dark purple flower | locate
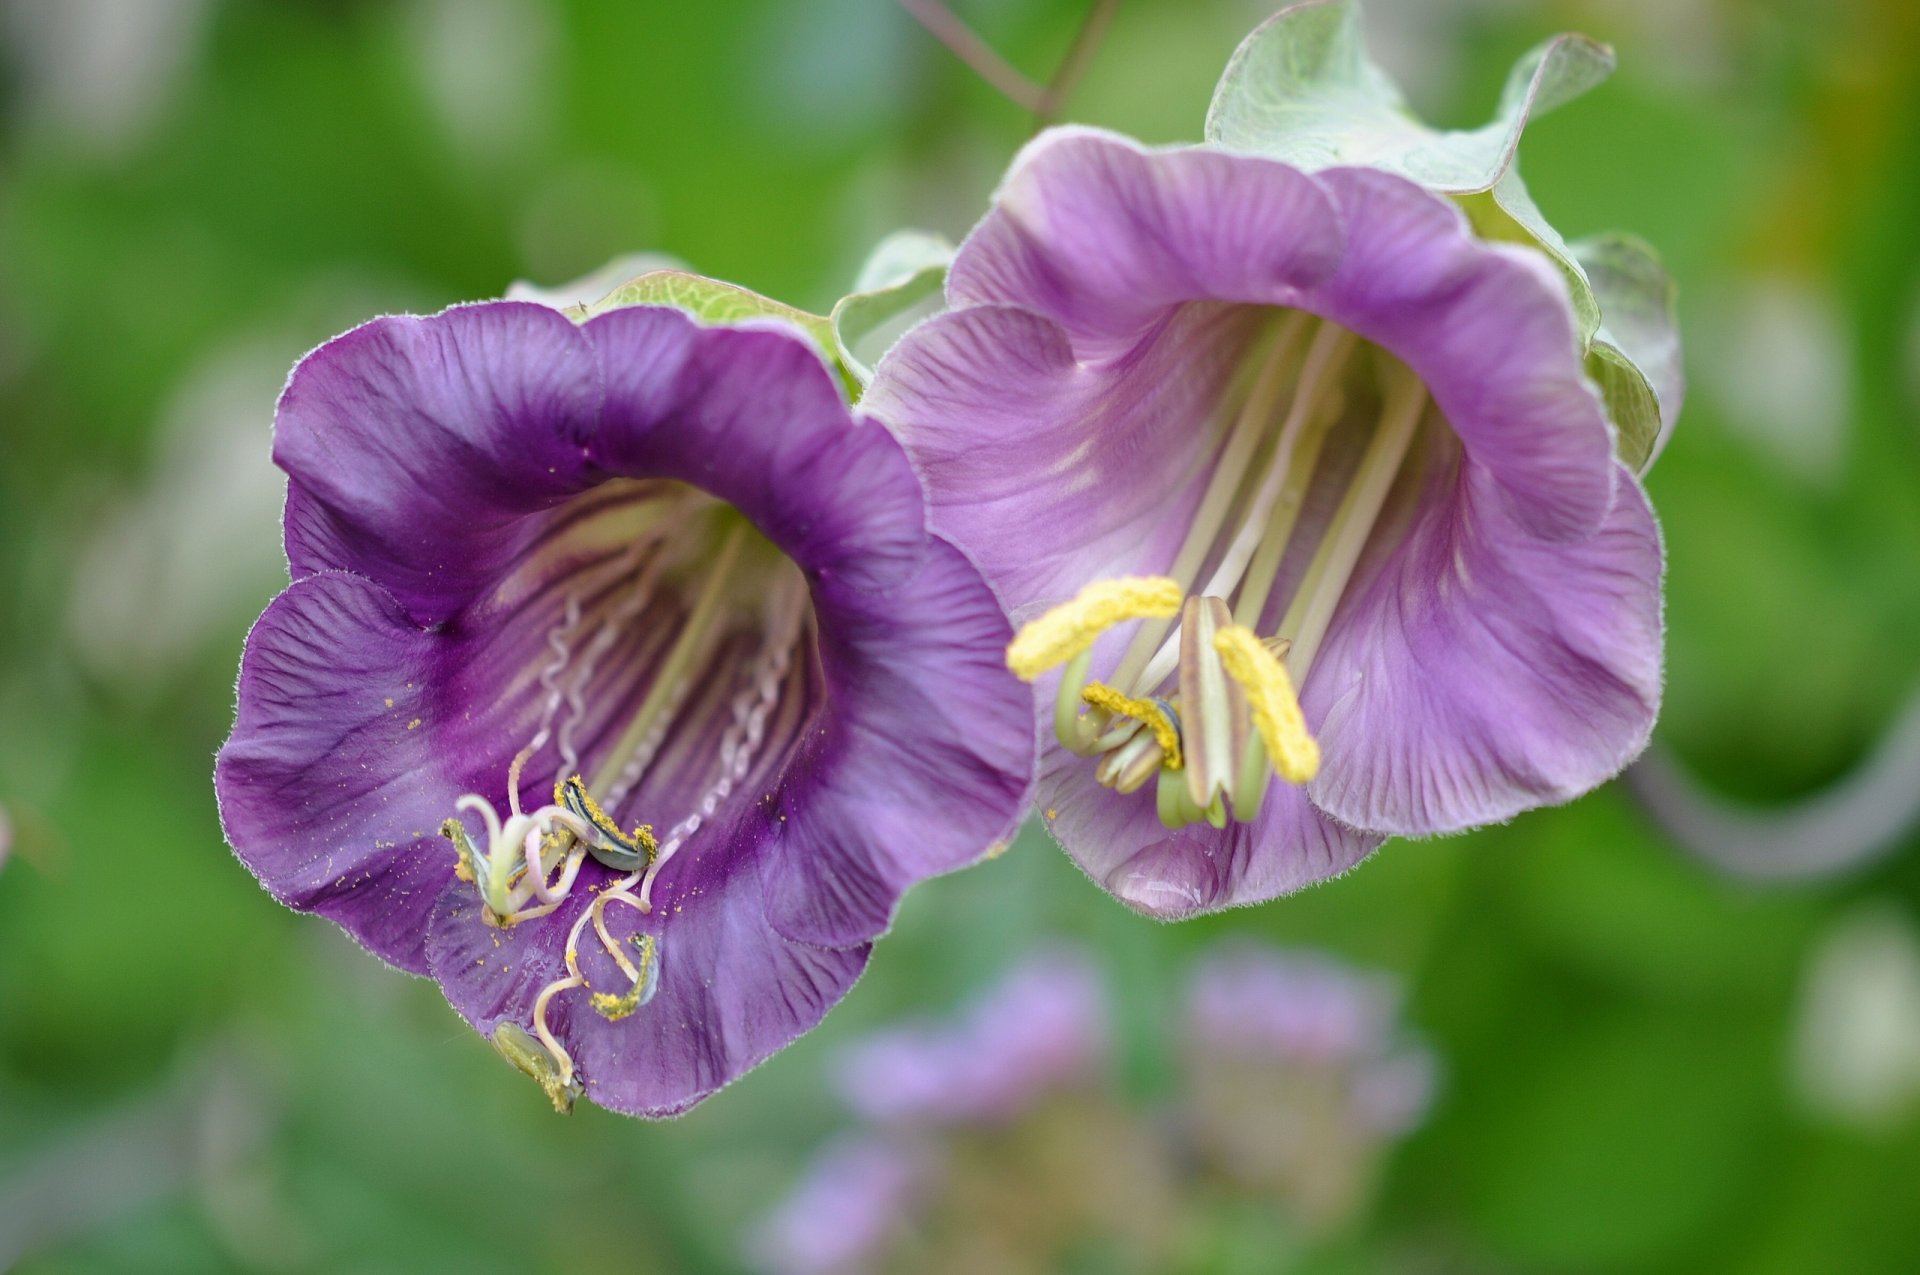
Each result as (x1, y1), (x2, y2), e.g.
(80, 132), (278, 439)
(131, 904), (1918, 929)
(866, 128), (1665, 919)
(831, 945), (1109, 1126)
(215, 299), (1034, 1117)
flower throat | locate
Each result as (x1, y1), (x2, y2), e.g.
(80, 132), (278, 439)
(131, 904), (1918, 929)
(439, 491), (810, 1109)
(1007, 312), (1429, 830)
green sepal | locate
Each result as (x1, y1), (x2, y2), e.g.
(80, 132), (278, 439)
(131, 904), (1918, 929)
(572, 269), (858, 398)
(830, 229), (955, 387)
(1573, 233), (1683, 472)
(506, 252), (685, 309)
(1205, 1), (1678, 472)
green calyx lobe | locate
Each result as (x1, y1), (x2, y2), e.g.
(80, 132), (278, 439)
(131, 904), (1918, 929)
(563, 230), (956, 406)
(569, 268), (860, 399)
(1205, 0), (1680, 473)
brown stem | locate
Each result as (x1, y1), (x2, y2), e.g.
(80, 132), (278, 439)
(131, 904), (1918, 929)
(898, 0), (1045, 113)
(1034, 0), (1120, 127)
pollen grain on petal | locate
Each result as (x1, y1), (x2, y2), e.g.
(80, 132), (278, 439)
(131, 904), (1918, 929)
(1213, 625), (1319, 784)
(1006, 577), (1182, 680)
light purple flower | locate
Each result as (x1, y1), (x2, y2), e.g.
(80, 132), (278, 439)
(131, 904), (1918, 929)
(833, 946), (1109, 1126)
(866, 128), (1666, 919)
(215, 299), (1034, 1117)
(746, 1133), (929, 1275)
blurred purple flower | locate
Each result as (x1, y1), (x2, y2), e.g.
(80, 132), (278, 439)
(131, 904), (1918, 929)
(214, 299), (1034, 1117)
(746, 1133), (928, 1275)
(1188, 944), (1398, 1064)
(1181, 941), (1437, 1228)
(867, 128), (1665, 919)
(1186, 942), (1437, 1137)
(834, 946), (1110, 1126)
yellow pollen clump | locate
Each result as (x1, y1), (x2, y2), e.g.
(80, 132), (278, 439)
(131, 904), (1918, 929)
(1005, 577), (1182, 680)
(1212, 625), (1320, 784)
(1080, 681), (1183, 771)
(557, 775), (658, 860)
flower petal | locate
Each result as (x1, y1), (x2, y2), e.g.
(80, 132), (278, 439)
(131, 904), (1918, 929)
(949, 127), (1343, 356)
(214, 571), (460, 973)
(761, 537), (1037, 947)
(1038, 744), (1381, 921)
(1203, 0), (1614, 338)
(865, 300), (1264, 611)
(277, 301), (603, 624)
(582, 306), (928, 594)
(1305, 459), (1663, 835)
(1311, 165), (1616, 542)
(426, 849), (869, 1119)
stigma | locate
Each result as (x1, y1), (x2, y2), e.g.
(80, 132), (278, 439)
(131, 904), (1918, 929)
(442, 754), (668, 1110)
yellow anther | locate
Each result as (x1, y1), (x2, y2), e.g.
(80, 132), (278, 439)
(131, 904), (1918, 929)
(1006, 577), (1183, 680)
(589, 932), (660, 1022)
(557, 775), (658, 862)
(490, 1021), (581, 1115)
(1080, 681), (1183, 771)
(1212, 625), (1320, 784)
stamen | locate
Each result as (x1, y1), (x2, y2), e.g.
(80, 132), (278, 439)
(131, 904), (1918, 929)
(529, 974), (584, 1102)
(1157, 762), (1211, 830)
(532, 513), (681, 779)
(1080, 681), (1183, 770)
(1195, 326), (1355, 605)
(1108, 313), (1311, 692)
(506, 742), (539, 817)
(589, 521), (750, 795)
(1230, 388), (1343, 629)
(1005, 576), (1182, 680)
(1232, 734), (1273, 821)
(1052, 651), (1099, 753)
(490, 1022), (582, 1114)
(601, 678), (688, 810)
(589, 933), (661, 1021)
(635, 570), (809, 912)
(522, 828), (586, 906)
(1213, 624), (1320, 784)
(441, 817), (482, 883)
(1096, 726), (1166, 794)
(1278, 357), (1427, 682)
(1133, 322), (1355, 697)
(556, 774), (658, 871)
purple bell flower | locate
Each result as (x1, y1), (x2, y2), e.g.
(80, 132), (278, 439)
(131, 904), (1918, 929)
(216, 298), (1034, 1116)
(866, 128), (1666, 918)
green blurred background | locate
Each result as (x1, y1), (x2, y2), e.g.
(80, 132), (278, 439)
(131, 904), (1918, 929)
(3, 0), (1919, 1271)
